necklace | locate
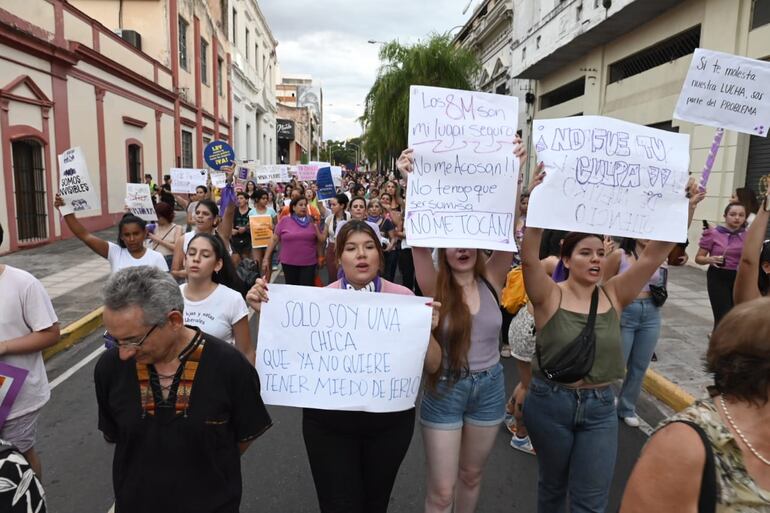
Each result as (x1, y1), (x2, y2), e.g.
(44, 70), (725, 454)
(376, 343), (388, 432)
(719, 396), (770, 466)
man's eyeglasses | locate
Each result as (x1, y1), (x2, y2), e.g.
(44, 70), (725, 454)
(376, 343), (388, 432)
(103, 324), (158, 349)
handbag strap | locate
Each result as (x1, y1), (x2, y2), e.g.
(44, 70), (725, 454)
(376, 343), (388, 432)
(585, 286), (599, 331)
(671, 420), (718, 513)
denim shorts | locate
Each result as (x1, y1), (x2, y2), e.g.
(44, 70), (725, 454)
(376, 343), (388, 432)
(419, 363), (506, 430)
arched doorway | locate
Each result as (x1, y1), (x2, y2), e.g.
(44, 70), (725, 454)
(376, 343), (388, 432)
(12, 139), (47, 241)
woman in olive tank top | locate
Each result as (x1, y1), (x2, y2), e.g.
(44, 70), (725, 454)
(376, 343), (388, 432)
(520, 172), (704, 513)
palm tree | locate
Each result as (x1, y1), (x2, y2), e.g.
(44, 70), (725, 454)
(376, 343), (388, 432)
(360, 34), (481, 171)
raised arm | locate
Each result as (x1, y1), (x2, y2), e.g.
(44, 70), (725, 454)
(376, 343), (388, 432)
(734, 192), (769, 305)
(521, 226), (558, 308)
(54, 194), (109, 258)
(606, 184), (705, 309)
(412, 247), (438, 297)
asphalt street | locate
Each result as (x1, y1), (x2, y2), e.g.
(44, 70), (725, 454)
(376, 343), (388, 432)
(38, 297), (657, 513)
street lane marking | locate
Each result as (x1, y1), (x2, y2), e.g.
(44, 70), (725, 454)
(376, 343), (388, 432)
(49, 345), (106, 390)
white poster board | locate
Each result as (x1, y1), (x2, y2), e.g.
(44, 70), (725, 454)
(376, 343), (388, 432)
(170, 168), (208, 193)
(527, 116), (691, 242)
(210, 171), (227, 189)
(256, 285), (433, 412)
(255, 165), (289, 184)
(405, 85), (520, 251)
(330, 166), (343, 187)
(674, 48), (770, 137)
(125, 184), (157, 221)
(58, 147), (99, 215)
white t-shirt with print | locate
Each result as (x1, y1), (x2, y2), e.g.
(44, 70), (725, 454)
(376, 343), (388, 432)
(0, 266), (58, 420)
(180, 284), (248, 345)
(107, 242), (168, 273)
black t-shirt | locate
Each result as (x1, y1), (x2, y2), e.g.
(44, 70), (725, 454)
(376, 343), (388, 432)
(94, 332), (272, 513)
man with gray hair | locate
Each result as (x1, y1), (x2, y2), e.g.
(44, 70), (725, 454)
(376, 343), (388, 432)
(94, 266), (271, 513)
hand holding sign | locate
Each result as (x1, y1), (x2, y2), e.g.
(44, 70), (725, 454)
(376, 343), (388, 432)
(58, 147), (99, 215)
(256, 284), (433, 412)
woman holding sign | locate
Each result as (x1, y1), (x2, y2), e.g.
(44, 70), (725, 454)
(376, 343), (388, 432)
(695, 202), (748, 328)
(54, 195), (168, 273)
(396, 139), (527, 513)
(519, 175), (704, 513)
(247, 220), (442, 513)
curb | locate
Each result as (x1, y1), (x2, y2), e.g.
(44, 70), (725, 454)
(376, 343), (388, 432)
(44, 307), (104, 361)
(642, 368), (696, 413)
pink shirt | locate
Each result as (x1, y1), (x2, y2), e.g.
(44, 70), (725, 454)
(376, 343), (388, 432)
(327, 279), (414, 295)
(275, 216), (318, 266)
(698, 226), (747, 271)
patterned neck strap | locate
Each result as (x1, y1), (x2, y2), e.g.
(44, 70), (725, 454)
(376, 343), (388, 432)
(137, 328), (205, 418)
(341, 275), (381, 293)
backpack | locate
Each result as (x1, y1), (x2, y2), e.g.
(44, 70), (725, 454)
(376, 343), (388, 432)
(501, 266), (528, 314)
(236, 258), (261, 295)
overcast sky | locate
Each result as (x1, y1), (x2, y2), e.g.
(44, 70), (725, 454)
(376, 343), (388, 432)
(261, 0), (475, 141)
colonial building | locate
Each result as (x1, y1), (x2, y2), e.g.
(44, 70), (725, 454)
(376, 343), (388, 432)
(454, 0), (530, 149)
(1, 0), (180, 252)
(511, 0), (770, 244)
(228, 0), (278, 165)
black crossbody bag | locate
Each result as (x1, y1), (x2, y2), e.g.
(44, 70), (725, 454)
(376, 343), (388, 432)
(536, 287), (598, 383)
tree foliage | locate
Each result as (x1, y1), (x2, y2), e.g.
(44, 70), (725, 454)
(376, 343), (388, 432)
(360, 34), (481, 167)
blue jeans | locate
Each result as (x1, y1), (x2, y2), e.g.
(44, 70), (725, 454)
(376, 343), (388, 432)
(523, 377), (618, 513)
(618, 298), (661, 418)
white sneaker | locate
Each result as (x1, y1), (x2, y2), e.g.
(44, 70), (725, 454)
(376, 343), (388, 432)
(623, 416), (640, 428)
(510, 434), (536, 455)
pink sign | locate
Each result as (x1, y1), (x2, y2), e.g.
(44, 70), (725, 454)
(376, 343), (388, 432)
(296, 165), (319, 181)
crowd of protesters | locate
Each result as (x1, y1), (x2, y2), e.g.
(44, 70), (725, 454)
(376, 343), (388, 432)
(2, 136), (769, 513)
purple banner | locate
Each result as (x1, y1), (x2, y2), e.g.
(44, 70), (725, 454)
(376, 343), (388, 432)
(0, 362), (28, 429)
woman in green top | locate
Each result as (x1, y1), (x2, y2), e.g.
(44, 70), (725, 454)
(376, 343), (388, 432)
(520, 171), (704, 513)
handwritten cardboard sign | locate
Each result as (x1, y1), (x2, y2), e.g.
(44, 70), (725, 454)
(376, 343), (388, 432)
(170, 168), (208, 194)
(405, 85), (520, 251)
(330, 166), (342, 187)
(58, 147), (99, 215)
(249, 214), (273, 248)
(527, 116), (691, 242)
(674, 48), (770, 137)
(125, 184), (157, 221)
(203, 140), (235, 170)
(210, 171), (228, 189)
(256, 285), (433, 412)
(296, 165), (319, 181)
(256, 165), (290, 184)
(0, 362), (28, 429)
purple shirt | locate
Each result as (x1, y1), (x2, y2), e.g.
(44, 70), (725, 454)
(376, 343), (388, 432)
(275, 216), (318, 266)
(698, 226), (747, 270)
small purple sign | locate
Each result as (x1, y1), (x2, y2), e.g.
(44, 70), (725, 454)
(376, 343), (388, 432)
(0, 362), (28, 429)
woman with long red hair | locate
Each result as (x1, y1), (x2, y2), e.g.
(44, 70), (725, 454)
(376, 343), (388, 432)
(397, 138), (527, 513)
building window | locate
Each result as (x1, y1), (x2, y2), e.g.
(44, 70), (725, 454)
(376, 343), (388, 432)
(245, 29), (250, 61)
(752, 0), (770, 29)
(234, 117), (240, 153)
(536, 35), (541, 49)
(540, 77), (586, 110)
(522, 47), (526, 61)
(201, 39), (209, 84)
(178, 16), (189, 71)
(608, 25), (700, 84)
(203, 135), (212, 147)
(255, 43), (259, 68)
(12, 139), (47, 241)
(219, 0), (227, 34)
(218, 56), (225, 97)
(182, 131), (193, 168)
(127, 143), (143, 183)
(246, 123), (252, 159)
(232, 8), (237, 44)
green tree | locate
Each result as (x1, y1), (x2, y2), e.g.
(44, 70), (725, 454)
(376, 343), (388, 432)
(360, 34), (480, 169)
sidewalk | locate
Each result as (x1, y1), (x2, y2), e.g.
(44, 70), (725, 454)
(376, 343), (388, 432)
(652, 264), (713, 400)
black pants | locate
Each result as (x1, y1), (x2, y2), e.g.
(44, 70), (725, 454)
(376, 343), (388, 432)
(500, 306), (514, 347)
(397, 249), (422, 295)
(302, 408), (415, 513)
(706, 265), (737, 328)
(282, 263), (316, 286)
